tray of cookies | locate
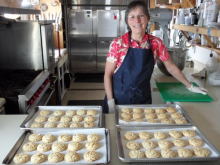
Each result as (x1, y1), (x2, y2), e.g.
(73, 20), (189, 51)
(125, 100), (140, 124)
(115, 104), (194, 127)
(20, 106), (103, 129)
(3, 128), (110, 164)
(115, 126), (220, 162)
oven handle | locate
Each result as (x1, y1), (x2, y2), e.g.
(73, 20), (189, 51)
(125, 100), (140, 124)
(36, 87), (55, 107)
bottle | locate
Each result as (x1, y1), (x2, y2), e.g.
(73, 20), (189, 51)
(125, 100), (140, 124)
(191, 7), (198, 25)
(185, 14), (191, 25)
(217, 11), (220, 23)
(197, 3), (204, 27)
(206, 53), (218, 74)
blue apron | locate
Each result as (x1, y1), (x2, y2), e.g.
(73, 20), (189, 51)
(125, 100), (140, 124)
(103, 33), (155, 113)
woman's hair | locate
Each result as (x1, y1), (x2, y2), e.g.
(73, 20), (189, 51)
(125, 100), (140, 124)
(125, 0), (150, 31)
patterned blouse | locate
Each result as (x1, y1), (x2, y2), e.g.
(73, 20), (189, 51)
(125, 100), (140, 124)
(106, 32), (170, 71)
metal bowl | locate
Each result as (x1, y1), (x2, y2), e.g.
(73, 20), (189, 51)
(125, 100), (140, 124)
(157, 47), (188, 76)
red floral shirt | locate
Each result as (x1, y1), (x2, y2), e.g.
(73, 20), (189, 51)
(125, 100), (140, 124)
(107, 32), (170, 70)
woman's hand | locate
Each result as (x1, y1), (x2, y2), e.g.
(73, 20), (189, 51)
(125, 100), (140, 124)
(187, 83), (208, 95)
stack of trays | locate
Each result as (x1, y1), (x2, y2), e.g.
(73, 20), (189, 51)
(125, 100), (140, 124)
(115, 104), (220, 162)
(3, 106), (110, 165)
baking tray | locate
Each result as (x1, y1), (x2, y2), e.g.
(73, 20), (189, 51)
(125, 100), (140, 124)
(3, 128), (110, 165)
(116, 126), (220, 162)
(20, 106), (103, 129)
(115, 104), (194, 127)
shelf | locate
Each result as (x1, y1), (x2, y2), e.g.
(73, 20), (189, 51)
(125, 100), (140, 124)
(195, 44), (220, 55)
(156, 3), (181, 9)
(0, 6), (40, 15)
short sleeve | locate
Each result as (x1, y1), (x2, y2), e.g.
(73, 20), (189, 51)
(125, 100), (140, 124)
(106, 38), (120, 64)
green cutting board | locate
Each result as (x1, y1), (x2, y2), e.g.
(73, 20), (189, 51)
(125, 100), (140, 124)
(156, 82), (214, 102)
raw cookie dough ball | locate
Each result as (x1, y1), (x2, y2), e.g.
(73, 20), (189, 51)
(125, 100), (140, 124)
(182, 130), (196, 137)
(40, 110), (51, 116)
(139, 131), (152, 140)
(133, 108), (143, 114)
(124, 132), (138, 141)
(175, 118), (187, 124)
(144, 109), (155, 114)
(177, 148), (193, 158)
(145, 113), (157, 119)
(122, 118), (132, 122)
(13, 153), (30, 164)
(72, 134), (86, 142)
(37, 143), (51, 152)
(68, 142), (82, 151)
(158, 140), (172, 149)
(154, 131), (167, 140)
(29, 133), (42, 142)
(84, 121), (95, 127)
(58, 134), (72, 142)
(133, 113), (143, 119)
(121, 107), (132, 114)
(161, 149), (176, 158)
(22, 142), (38, 152)
(145, 149), (161, 158)
(171, 113), (183, 119)
(161, 119), (175, 124)
(169, 130), (183, 138)
(72, 115), (83, 122)
(189, 138), (204, 147)
(129, 150), (145, 158)
(87, 109), (98, 115)
(35, 116), (47, 123)
(48, 115), (60, 122)
(194, 147), (210, 157)
(31, 153), (47, 164)
(84, 115), (96, 122)
(60, 115), (72, 123)
(83, 151), (99, 162)
(52, 142), (67, 152)
(77, 109), (87, 116)
(65, 151), (80, 162)
(30, 122), (43, 128)
(155, 108), (167, 114)
(87, 134), (101, 142)
(66, 110), (76, 116)
(121, 112), (132, 119)
(172, 139), (187, 147)
(42, 134), (55, 143)
(166, 107), (177, 113)
(70, 122), (83, 128)
(142, 140), (157, 149)
(126, 141), (140, 150)
(157, 114), (169, 120)
(44, 122), (57, 128)
(57, 122), (70, 128)
(53, 110), (65, 116)
(85, 141), (100, 150)
(48, 152), (64, 163)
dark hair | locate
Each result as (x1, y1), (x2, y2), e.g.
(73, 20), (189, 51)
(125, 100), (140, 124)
(125, 0), (150, 31)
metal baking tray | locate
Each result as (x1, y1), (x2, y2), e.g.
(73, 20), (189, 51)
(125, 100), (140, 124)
(20, 106), (103, 129)
(3, 128), (110, 165)
(115, 104), (194, 127)
(116, 126), (220, 162)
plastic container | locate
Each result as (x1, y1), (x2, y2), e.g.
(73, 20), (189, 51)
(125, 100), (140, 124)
(206, 53), (218, 74)
(203, 0), (219, 27)
(185, 15), (191, 25)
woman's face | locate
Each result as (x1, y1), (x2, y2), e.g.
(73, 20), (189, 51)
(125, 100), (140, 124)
(127, 7), (149, 35)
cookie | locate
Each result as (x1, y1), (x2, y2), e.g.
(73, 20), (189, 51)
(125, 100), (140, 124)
(85, 141), (100, 150)
(13, 153), (30, 164)
(126, 141), (140, 150)
(37, 143), (51, 152)
(58, 134), (72, 142)
(189, 138), (203, 147)
(66, 110), (76, 116)
(175, 118), (187, 124)
(72, 134), (86, 142)
(133, 113), (143, 119)
(83, 151), (99, 162)
(122, 118), (132, 122)
(65, 151), (80, 162)
(166, 107), (177, 113)
(142, 140), (157, 149)
(68, 142), (82, 151)
(70, 122), (83, 128)
(144, 109), (155, 114)
(171, 113), (183, 119)
(77, 109), (87, 116)
(53, 110), (65, 116)
(84, 121), (95, 127)
(194, 147), (210, 157)
(157, 114), (168, 120)
(84, 115), (96, 122)
(145, 149), (161, 158)
(30, 122), (43, 128)
(29, 133), (42, 142)
(161, 149), (176, 158)
(35, 116), (47, 123)
(40, 110), (51, 116)
(182, 130), (196, 137)
(42, 134), (55, 143)
(161, 119), (175, 124)
(22, 142), (38, 152)
(87, 109), (98, 115)
(60, 115), (72, 123)
(52, 142), (67, 152)
(133, 107), (143, 114)
(129, 150), (145, 158)
(121, 107), (132, 114)
(121, 112), (132, 119)
(87, 134), (101, 142)
(154, 131), (167, 140)
(44, 122), (57, 128)
(147, 119), (158, 123)
(48, 152), (64, 163)
(72, 115), (83, 122)
(48, 115), (60, 122)
(177, 148), (193, 157)
(57, 122), (70, 128)
(155, 108), (167, 114)
(124, 132), (138, 141)
(172, 139), (187, 147)
(158, 140), (172, 149)
(145, 113), (157, 119)
(139, 131), (152, 140)
(31, 153), (47, 164)
(169, 130), (183, 138)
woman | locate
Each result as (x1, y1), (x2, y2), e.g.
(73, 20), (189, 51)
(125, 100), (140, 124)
(104, 1), (207, 113)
